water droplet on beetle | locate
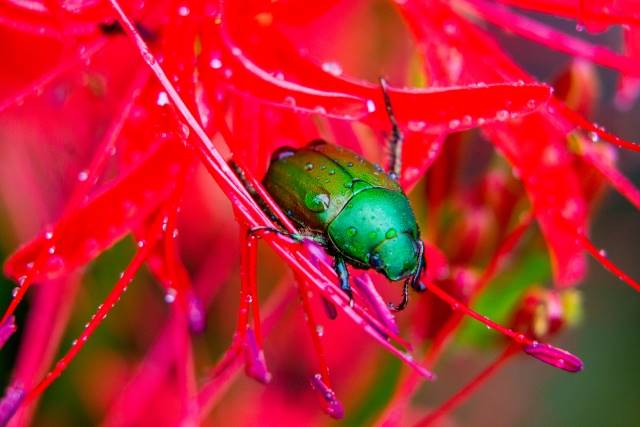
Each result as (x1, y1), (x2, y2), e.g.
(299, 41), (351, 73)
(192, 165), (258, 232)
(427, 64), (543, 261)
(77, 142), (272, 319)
(304, 192), (330, 212)
(347, 227), (358, 237)
(304, 162), (314, 171)
(346, 161), (354, 167)
(385, 228), (397, 239)
(328, 169), (336, 175)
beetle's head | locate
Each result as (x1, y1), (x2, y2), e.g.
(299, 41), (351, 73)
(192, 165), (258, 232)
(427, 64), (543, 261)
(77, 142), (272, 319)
(369, 233), (420, 281)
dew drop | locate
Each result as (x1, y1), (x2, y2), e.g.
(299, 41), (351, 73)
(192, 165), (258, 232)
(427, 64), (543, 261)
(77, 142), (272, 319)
(346, 226), (358, 237)
(177, 5), (190, 16)
(328, 169), (336, 175)
(527, 99), (537, 109)
(385, 228), (397, 239)
(164, 288), (178, 304)
(156, 91), (170, 106)
(304, 192), (330, 212)
(11, 287), (19, 298)
(245, 294), (253, 304)
(284, 96), (296, 107)
(448, 119), (461, 129)
(321, 61), (343, 76)
(366, 99), (376, 113)
(77, 170), (89, 182)
(598, 249), (607, 257)
(346, 161), (354, 167)
(408, 120), (426, 132)
(209, 58), (223, 69)
(304, 162), (314, 171)
(589, 131), (599, 142)
(315, 325), (324, 337)
(496, 110), (509, 121)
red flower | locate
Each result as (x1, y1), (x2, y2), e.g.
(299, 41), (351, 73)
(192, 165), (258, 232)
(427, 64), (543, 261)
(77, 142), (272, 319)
(0, 0), (638, 425)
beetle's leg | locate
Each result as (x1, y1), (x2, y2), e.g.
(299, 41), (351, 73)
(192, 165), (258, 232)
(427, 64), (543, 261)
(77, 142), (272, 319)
(411, 240), (427, 293)
(248, 227), (329, 248)
(380, 78), (403, 181)
(334, 256), (353, 301)
(389, 278), (410, 312)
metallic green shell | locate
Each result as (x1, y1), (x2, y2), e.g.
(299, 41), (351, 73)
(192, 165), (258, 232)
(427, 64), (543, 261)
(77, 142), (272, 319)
(263, 141), (419, 281)
(262, 141), (400, 230)
(327, 188), (419, 280)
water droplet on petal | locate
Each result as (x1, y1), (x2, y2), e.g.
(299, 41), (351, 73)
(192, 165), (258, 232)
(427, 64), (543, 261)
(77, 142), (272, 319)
(157, 91), (169, 106)
(321, 61), (343, 76)
(164, 288), (177, 304)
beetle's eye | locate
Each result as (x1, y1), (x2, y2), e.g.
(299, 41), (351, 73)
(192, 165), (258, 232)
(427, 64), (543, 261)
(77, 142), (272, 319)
(272, 146), (296, 161)
(370, 253), (384, 269)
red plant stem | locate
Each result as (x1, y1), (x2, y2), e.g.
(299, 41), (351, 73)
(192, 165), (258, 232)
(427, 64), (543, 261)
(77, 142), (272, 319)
(426, 211), (534, 364)
(67, 68), (150, 209)
(427, 282), (534, 346)
(295, 274), (332, 387)
(580, 145), (640, 211)
(246, 237), (263, 346)
(377, 213), (533, 425)
(414, 344), (520, 427)
(464, 0), (640, 76)
(553, 100), (640, 152)
(23, 208), (166, 404)
(580, 234), (640, 292)
(197, 283), (295, 417)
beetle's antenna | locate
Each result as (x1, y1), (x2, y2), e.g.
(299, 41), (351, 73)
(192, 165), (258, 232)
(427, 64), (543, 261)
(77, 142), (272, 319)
(389, 278), (410, 312)
(379, 78), (403, 181)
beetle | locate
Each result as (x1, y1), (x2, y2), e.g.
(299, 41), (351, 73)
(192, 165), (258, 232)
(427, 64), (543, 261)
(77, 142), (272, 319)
(238, 80), (426, 311)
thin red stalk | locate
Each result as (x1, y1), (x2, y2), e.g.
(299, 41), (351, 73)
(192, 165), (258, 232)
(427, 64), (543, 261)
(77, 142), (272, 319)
(414, 345), (520, 427)
(108, 0), (433, 379)
(377, 213), (533, 425)
(580, 234), (640, 292)
(66, 68), (150, 209)
(553, 100), (640, 152)
(104, 239), (238, 425)
(295, 274), (332, 386)
(581, 145), (640, 211)
(22, 209), (165, 404)
(173, 308), (199, 426)
(197, 283), (294, 418)
(463, 0), (640, 77)
(0, 39), (106, 113)
(426, 211), (534, 365)
(426, 283), (583, 373)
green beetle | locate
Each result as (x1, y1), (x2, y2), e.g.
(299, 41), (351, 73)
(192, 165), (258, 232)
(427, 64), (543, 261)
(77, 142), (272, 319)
(243, 81), (426, 310)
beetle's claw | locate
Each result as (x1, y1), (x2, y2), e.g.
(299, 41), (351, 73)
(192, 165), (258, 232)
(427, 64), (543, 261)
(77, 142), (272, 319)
(388, 278), (410, 312)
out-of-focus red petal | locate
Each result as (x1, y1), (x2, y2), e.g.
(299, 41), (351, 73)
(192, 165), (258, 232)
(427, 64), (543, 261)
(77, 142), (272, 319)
(495, 0), (640, 27)
(616, 27), (640, 111)
(484, 116), (588, 286)
(4, 140), (189, 281)
(465, 0), (640, 76)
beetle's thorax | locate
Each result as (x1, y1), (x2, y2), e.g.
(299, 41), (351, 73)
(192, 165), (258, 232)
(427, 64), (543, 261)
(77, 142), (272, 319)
(327, 187), (420, 281)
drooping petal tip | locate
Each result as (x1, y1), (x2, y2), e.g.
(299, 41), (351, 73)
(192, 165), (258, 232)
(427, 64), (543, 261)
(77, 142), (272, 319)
(0, 384), (25, 426)
(309, 373), (344, 419)
(243, 328), (272, 385)
(523, 343), (584, 373)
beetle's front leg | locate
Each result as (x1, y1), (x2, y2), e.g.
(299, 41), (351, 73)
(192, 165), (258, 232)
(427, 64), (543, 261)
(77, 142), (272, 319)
(380, 78), (404, 181)
(411, 240), (427, 293)
(248, 226), (328, 247)
(333, 256), (353, 302)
